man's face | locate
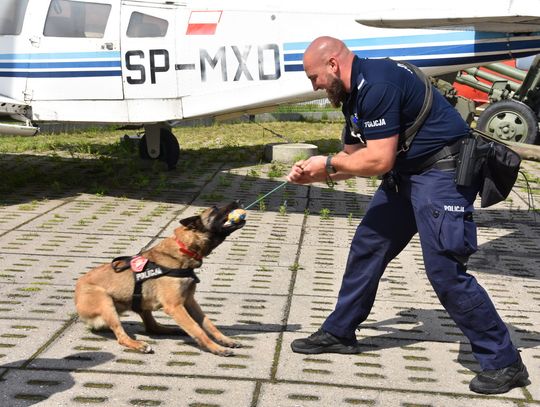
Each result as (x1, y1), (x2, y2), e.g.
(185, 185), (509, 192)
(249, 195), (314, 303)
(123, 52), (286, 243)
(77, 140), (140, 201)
(305, 60), (347, 108)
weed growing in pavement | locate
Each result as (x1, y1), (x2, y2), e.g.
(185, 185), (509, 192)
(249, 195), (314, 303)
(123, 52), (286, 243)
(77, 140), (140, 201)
(278, 203), (287, 215)
(320, 208), (331, 220)
(258, 195), (267, 212)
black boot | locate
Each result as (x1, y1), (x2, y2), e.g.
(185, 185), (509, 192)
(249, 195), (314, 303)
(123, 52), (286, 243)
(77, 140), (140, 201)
(469, 354), (529, 394)
(291, 329), (359, 354)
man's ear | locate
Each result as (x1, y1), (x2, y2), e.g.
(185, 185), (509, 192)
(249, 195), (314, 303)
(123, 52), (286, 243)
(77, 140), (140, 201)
(179, 215), (204, 230)
(328, 56), (339, 73)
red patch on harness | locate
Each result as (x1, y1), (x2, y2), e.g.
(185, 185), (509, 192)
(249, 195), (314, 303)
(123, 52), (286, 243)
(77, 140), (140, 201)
(130, 256), (148, 272)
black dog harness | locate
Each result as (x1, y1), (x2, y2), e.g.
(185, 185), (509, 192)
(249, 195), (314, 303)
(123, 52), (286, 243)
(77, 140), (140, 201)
(112, 255), (200, 313)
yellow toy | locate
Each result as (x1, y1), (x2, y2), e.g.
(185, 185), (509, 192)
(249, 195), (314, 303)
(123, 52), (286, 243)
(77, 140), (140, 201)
(226, 208), (247, 224)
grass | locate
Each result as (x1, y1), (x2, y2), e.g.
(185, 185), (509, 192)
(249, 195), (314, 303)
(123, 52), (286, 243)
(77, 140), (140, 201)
(0, 122), (343, 197)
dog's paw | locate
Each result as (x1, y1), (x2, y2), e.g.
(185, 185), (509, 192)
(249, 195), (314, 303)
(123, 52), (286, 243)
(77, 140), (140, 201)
(212, 346), (235, 357)
(137, 342), (154, 354)
(224, 340), (242, 348)
(217, 337), (242, 348)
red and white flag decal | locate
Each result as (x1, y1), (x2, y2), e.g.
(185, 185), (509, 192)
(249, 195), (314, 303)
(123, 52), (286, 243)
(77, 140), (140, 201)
(186, 10), (222, 35)
(130, 256), (148, 273)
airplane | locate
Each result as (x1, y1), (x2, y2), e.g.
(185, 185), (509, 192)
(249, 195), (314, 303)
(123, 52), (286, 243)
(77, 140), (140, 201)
(1, 0), (540, 169)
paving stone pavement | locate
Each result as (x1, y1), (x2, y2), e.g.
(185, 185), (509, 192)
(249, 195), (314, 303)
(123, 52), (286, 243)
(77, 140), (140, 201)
(0, 156), (539, 407)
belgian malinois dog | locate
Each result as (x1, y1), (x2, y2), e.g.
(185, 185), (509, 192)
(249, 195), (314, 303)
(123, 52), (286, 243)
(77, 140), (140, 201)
(75, 201), (246, 356)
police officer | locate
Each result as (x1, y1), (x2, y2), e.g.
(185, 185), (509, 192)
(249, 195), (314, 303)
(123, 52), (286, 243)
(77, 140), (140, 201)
(287, 36), (529, 395)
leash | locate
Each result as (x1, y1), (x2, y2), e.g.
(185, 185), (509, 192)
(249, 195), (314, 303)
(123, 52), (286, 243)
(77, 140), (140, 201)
(244, 181), (288, 210)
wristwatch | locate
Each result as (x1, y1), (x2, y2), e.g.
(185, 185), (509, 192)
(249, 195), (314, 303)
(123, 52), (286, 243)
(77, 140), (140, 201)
(325, 155), (337, 174)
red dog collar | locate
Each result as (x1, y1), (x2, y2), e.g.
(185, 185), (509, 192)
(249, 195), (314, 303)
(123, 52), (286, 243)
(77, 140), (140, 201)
(175, 239), (203, 261)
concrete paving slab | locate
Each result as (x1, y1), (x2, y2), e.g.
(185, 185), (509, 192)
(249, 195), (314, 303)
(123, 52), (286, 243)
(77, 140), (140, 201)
(205, 240), (299, 268)
(1, 283), (74, 321)
(197, 263), (293, 296)
(0, 369), (256, 407)
(0, 319), (72, 366)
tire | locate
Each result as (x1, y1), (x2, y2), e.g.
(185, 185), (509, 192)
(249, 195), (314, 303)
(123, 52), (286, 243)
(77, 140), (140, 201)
(476, 100), (539, 144)
(138, 134), (151, 160)
(138, 129), (180, 170)
(158, 128), (180, 170)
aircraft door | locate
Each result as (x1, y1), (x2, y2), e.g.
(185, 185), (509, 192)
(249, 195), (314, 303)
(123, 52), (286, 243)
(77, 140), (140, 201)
(25, 0), (122, 101)
(120, 3), (177, 100)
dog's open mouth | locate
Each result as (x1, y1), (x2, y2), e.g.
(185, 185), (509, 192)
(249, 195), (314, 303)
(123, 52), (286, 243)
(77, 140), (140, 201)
(210, 203), (246, 235)
(221, 213), (246, 232)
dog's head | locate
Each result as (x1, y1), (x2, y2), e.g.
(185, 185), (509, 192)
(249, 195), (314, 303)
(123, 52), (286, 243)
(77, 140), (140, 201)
(177, 201), (246, 255)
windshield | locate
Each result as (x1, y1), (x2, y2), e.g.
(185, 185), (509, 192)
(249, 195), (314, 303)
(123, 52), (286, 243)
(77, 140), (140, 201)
(0, 0), (29, 35)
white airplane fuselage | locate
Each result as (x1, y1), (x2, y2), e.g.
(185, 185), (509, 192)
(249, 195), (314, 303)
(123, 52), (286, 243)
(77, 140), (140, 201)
(1, 0), (540, 125)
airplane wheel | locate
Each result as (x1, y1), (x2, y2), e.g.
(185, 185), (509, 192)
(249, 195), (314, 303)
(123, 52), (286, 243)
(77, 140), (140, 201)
(138, 134), (151, 160)
(476, 100), (539, 144)
(138, 129), (180, 170)
(158, 128), (180, 170)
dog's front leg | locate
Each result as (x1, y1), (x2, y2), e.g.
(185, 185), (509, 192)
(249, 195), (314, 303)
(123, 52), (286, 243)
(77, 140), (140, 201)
(185, 299), (242, 349)
(164, 305), (234, 356)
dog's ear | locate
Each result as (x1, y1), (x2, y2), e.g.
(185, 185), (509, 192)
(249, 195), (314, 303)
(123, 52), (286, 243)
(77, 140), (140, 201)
(179, 215), (205, 231)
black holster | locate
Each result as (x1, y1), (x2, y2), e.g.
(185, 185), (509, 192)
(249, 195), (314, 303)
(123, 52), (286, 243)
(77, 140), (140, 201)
(454, 134), (490, 187)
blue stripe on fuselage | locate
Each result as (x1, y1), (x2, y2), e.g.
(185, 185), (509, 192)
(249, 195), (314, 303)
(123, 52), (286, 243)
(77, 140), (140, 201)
(0, 61), (121, 69)
(0, 70), (122, 78)
(0, 51), (122, 78)
(0, 51), (121, 60)
(284, 38), (540, 62)
(283, 31), (532, 51)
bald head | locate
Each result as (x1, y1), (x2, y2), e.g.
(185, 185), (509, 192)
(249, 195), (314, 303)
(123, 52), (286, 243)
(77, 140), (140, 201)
(303, 36), (355, 107)
(303, 36), (349, 68)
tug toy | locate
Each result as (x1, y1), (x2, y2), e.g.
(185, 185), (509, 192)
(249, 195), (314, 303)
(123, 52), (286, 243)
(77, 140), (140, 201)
(226, 208), (247, 225)
(225, 181), (288, 226)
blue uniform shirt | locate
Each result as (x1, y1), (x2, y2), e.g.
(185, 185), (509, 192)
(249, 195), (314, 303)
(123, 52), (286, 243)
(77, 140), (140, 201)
(342, 56), (469, 171)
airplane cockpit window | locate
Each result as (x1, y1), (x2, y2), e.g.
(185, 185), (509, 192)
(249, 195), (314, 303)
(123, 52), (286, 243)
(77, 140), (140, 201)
(127, 12), (168, 38)
(44, 0), (111, 38)
(0, 0), (29, 35)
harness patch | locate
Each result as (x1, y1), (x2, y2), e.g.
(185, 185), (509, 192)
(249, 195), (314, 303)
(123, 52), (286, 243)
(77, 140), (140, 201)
(130, 255), (148, 272)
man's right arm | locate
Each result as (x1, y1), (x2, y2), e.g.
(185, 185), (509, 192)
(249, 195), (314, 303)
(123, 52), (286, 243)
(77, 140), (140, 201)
(330, 135), (398, 178)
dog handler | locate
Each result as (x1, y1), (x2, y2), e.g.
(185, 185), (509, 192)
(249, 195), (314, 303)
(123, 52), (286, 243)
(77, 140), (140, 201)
(287, 36), (529, 395)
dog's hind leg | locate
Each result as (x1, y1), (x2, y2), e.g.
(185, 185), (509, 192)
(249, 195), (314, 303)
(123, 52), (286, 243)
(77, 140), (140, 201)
(101, 301), (154, 354)
(163, 305), (233, 356)
(139, 310), (184, 336)
(185, 299), (242, 349)
(78, 286), (153, 354)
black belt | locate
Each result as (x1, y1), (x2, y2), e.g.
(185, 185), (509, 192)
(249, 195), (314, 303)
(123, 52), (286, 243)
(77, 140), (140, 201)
(401, 138), (463, 175)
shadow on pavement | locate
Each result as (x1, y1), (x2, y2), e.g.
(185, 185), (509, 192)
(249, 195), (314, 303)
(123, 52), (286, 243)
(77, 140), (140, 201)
(0, 352), (115, 407)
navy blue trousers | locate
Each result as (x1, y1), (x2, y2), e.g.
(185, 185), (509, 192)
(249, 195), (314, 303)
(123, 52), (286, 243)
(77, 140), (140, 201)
(322, 169), (518, 370)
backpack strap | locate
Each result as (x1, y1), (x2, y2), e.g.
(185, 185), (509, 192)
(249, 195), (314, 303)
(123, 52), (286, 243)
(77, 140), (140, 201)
(398, 61), (433, 153)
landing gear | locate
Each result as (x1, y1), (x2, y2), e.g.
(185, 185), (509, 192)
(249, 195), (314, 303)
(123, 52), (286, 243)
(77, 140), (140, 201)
(476, 99), (539, 144)
(138, 124), (180, 170)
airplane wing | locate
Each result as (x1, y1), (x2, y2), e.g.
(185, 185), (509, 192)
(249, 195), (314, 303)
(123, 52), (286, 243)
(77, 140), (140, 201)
(356, 0), (540, 33)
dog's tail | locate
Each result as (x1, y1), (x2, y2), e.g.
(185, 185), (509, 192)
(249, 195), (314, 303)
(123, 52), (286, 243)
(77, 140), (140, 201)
(81, 316), (109, 331)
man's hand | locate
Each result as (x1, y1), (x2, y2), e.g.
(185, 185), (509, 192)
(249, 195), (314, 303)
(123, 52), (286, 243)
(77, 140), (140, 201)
(287, 155), (328, 184)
